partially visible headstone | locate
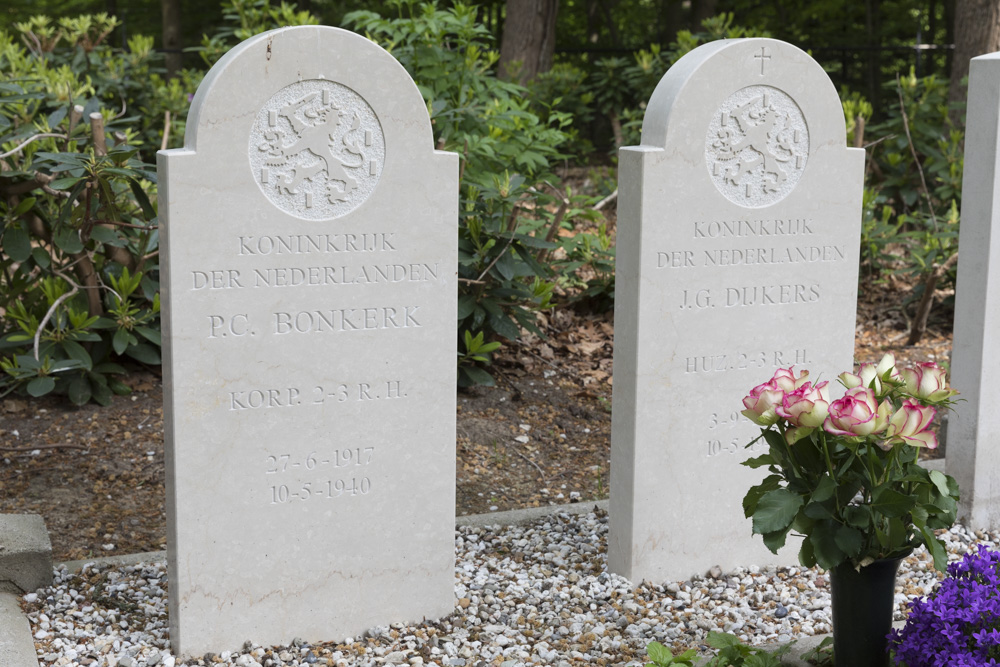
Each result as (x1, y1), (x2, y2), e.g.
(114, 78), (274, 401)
(609, 39), (863, 583)
(946, 52), (1000, 531)
(0, 514), (52, 594)
(158, 26), (458, 656)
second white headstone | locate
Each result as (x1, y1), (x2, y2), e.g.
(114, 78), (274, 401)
(610, 38), (863, 583)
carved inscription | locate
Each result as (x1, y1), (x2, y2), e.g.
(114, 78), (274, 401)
(266, 448), (375, 505)
(249, 80), (385, 220)
(228, 380), (406, 410)
(706, 86), (808, 208)
(679, 284), (820, 309)
(684, 348), (808, 374)
(191, 264), (440, 290)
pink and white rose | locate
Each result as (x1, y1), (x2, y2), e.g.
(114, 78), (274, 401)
(772, 367), (811, 393)
(823, 386), (891, 437)
(839, 353), (898, 398)
(884, 398), (939, 449)
(741, 379), (784, 426)
(899, 362), (958, 403)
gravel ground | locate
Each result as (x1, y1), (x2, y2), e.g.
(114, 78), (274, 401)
(24, 510), (993, 667)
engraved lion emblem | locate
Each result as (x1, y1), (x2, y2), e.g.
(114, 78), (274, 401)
(257, 92), (366, 203)
(705, 86), (808, 208)
(249, 80), (385, 220)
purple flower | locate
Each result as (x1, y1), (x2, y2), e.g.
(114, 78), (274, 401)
(889, 546), (1000, 665)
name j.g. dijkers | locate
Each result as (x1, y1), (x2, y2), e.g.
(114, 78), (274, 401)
(680, 284), (820, 310)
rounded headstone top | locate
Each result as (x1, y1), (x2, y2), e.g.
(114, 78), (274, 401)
(639, 39), (847, 209)
(181, 25), (432, 157)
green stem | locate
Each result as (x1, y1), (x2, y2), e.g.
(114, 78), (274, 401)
(778, 423), (805, 481)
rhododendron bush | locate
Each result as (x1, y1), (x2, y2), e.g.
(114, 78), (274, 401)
(740, 354), (960, 572)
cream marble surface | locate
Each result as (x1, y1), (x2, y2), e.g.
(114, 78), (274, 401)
(947, 52), (1000, 533)
(158, 26), (458, 657)
(610, 38), (864, 583)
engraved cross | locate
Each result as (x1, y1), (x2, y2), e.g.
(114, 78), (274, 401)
(755, 46), (771, 75)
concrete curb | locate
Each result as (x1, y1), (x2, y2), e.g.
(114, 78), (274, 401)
(0, 591), (39, 667)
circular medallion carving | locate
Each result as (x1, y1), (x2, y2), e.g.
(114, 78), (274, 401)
(249, 79), (385, 220)
(705, 85), (808, 208)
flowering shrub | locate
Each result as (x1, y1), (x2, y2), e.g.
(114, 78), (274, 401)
(741, 354), (960, 572)
(889, 546), (1000, 666)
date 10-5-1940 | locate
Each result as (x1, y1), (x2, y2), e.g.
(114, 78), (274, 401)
(269, 478), (371, 504)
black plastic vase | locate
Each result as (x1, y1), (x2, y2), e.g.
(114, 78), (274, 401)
(829, 556), (906, 667)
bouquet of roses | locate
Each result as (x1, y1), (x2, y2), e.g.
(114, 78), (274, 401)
(740, 354), (960, 572)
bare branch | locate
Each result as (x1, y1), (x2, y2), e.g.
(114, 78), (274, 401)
(161, 110), (171, 151)
(0, 443), (88, 454)
(896, 75), (938, 231)
(0, 133), (68, 159)
(89, 112), (107, 156)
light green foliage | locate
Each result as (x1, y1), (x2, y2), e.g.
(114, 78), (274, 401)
(198, 0), (319, 67)
(345, 0), (577, 386)
(862, 70), (961, 313)
(536, 14), (769, 151)
(645, 641), (698, 666)
(702, 631), (793, 666)
(841, 89), (873, 147)
(646, 633), (795, 667)
(0, 17), (162, 403)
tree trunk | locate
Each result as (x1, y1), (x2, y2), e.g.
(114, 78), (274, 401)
(949, 0), (1000, 119)
(498, 0), (559, 84)
(690, 0), (718, 29)
(161, 0), (182, 79)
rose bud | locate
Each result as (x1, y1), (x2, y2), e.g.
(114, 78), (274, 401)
(824, 386), (891, 437)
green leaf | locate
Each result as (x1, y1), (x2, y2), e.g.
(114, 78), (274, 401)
(811, 474), (837, 502)
(809, 522), (846, 569)
(125, 343), (161, 365)
(61, 340), (93, 369)
(53, 226), (84, 253)
(803, 501), (834, 520)
(929, 470), (951, 498)
(705, 632), (741, 650)
(919, 527), (949, 572)
(646, 641), (674, 665)
(742, 475), (781, 518)
(68, 375), (91, 405)
(752, 489), (803, 535)
(49, 176), (84, 190)
(108, 377), (132, 396)
(457, 294), (477, 320)
(843, 504), (870, 529)
(135, 326), (161, 346)
(798, 535), (817, 568)
(90, 225), (126, 246)
(4, 224), (31, 262)
(31, 246), (51, 268)
(26, 376), (56, 397)
(742, 453), (775, 469)
(112, 327), (131, 355)
(488, 311), (521, 340)
(762, 527), (788, 554)
(871, 487), (916, 518)
(459, 365), (494, 387)
(835, 524), (864, 557)
(128, 179), (156, 219)
(92, 380), (113, 406)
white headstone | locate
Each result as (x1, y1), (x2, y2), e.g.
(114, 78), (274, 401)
(158, 26), (458, 656)
(609, 38), (863, 583)
(946, 52), (1000, 531)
